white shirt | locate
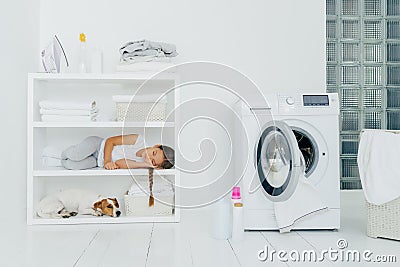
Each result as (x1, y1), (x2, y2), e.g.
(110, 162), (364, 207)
(97, 135), (145, 167)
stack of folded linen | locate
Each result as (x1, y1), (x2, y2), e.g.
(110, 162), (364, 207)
(39, 100), (98, 122)
(42, 146), (63, 167)
(117, 39), (177, 72)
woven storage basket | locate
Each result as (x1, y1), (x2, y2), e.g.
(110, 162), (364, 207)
(366, 197), (400, 240)
(124, 194), (174, 216)
(115, 102), (167, 122)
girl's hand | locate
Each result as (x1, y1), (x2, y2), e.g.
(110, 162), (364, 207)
(104, 161), (119, 170)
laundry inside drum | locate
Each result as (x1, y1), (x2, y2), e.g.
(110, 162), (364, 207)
(292, 129), (318, 177)
(261, 130), (291, 188)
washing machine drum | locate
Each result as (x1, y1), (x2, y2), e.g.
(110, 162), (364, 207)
(256, 120), (303, 202)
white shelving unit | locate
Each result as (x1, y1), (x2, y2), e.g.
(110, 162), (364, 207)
(27, 73), (180, 225)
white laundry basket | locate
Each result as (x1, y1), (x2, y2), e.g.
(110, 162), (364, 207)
(366, 197), (400, 240)
(359, 129), (400, 241)
(113, 95), (167, 122)
(124, 176), (174, 217)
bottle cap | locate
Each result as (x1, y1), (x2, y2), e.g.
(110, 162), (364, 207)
(232, 186), (241, 199)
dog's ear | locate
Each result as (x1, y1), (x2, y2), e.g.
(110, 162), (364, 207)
(93, 200), (102, 211)
(108, 198), (119, 208)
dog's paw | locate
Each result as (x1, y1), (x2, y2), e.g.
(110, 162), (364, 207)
(62, 214), (71, 218)
(93, 210), (103, 217)
(69, 212), (78, 217)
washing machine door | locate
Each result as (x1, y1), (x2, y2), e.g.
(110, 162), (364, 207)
(256, 120), (302, 202)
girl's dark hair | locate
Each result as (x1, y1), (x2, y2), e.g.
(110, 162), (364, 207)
(159, 145), (175, 169)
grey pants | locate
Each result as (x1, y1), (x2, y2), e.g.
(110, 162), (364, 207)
(61, 136), (103, 170)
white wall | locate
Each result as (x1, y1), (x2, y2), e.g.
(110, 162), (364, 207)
(0, 0), (39, 223)
(39, 0), (325, 93)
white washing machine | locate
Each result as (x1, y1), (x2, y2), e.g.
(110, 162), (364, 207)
(234, 93), (340, 230)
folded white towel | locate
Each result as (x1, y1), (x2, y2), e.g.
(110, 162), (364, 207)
(42, 157), (62, 167)
(121, 55), (172, 64)
(115, 62), (175, 73)
(39, 100), (96, 111)
(42, 146), (63, 159)
(358, 129), (400, 205)
(41, 114), (97, 122)
(128, 187), (174, 197)
(112, 94), (167, 103)
(40, 108), (98, 116)
(274, 175), (328, 233)
(128, 180), (174, 197)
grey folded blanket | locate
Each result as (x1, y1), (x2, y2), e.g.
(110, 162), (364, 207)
(120, 49), (164, 61)
(120, 39), (178, 57)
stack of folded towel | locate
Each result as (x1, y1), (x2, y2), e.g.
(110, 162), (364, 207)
(39, 100), (98, 122)
(117, 39), (177, 72)
(42, 146), (63, 167)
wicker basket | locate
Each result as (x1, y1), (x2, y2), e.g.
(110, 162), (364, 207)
(366, 197), (400, 240)
(115, 101), (167, 122)
(124, 194), (174, 217)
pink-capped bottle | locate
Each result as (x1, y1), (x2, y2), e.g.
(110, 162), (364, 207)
(231, 186), (244, 241)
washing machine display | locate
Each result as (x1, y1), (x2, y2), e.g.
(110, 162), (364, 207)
(256, 121), (302, 202)
(303, 95), (330, 106)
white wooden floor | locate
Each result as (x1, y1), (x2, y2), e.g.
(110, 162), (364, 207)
(1, 191), (400, 267)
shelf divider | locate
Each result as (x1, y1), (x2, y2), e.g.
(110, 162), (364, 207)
(33, 168), (176, 177)
(33, 121), (174, 128)
(31, 215), (176, 225)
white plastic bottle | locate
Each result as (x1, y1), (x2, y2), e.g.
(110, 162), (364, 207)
(231, 186), (244, 241)
(211, 196), (232, 240)
(91, 46), (103, 74)
(78, 33), (88, 73)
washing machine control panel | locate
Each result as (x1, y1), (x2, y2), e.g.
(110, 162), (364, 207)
(276, 93), (339, 115)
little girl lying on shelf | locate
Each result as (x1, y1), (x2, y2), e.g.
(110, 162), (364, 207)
(61, 134), (174, 171)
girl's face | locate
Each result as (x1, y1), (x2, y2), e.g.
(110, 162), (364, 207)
(142, 146), (164, 167)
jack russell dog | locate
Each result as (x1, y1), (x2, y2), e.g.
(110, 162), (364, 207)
(37, 189), (121, 218)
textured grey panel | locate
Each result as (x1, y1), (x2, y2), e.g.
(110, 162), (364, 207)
(341, 0), (360, 15)
(341, 111), (360, 131)
(364, 0), (382, 16)
(341, 157), (360, 178)
(341, 42), (360, 61)
(364, 20), (383, 39)
(363, 88), (382, 108)
(364, 111), (382, 129)
(327, 0), (337, 15)
(341, 87), (360, 108)
(387, 88), (400, 107)
(342, 19), (360, 39)
(387, 110), (400, 129)
(387, 20), (400, 39)
(387, 0), (400, 16)
(364, 43), (383, 62)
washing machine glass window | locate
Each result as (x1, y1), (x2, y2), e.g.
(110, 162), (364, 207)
(292, 128), (319, 178)
(256, 121), (302, 202)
